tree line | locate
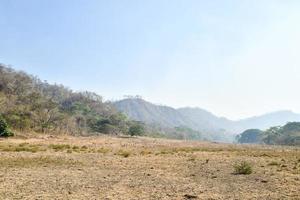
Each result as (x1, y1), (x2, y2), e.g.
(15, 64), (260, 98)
(236, 122), (300, 146)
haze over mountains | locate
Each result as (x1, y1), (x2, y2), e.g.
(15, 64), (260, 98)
(114, 98), (300, 135)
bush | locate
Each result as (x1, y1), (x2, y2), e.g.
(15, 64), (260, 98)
(233, 161), (253, 175)
(116, 149), (131, 158)
(129, 122), (145, 136)
(0, 115), (13, 137)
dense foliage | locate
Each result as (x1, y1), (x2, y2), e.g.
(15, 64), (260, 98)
(0, 64), (133, 136)
(0, 115), (13, 137)
(236, 129), (263, 144)
(236, 122), (300, 146)
(128, 121), (145, 136)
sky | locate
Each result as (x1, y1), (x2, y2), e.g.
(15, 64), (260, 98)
(1, 0), (300, 120)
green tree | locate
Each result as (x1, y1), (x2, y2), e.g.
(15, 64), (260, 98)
(0, 115), (13, 137)
(236, 129), (263, 144)
(262, 126), (282, 145)
(129, 122), (145, 136)
(276, 122), (300, 145)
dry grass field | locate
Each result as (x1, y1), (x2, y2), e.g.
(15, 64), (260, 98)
(0, 135), (299, 200)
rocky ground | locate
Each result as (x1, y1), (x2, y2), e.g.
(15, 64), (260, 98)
(0, 135), (299, 200)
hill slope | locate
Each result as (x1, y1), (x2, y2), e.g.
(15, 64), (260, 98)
(114, 98), (300, 137)
(0, 64), (131, 135)
(114, 98), (191, 128)
(114, 98), (234, 142)
(177, 107), (234, 133)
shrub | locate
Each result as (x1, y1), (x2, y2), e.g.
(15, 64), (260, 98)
(97, 148), (110, 154)
(129, 122), (145, 136)
(234, 161), (253, 175)
(116, 149), (131, 158)
(140, 149), (152, 156)
(81, 145), (88, 150)
(0, 115), (13, 137)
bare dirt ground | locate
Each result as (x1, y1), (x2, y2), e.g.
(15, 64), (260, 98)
(0, 135), (299, 200)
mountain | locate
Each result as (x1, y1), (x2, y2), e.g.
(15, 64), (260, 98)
(114, 98), (234, 137)
(114, 98), (235, 134)
(114, 98), (300, 137)
(177, 107), (234, 133)
(113, 98), (192, 128)
(114, 98), (233, 141)
(236, 110), (300, 131)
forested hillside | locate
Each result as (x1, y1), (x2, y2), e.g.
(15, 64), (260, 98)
(0, 64), (133, 136)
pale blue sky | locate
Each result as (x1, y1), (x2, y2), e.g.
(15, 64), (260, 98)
(1, 0), (300, 119)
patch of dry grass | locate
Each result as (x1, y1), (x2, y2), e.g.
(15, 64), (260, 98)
(97, 147), (110, 154)
(115, 149), (131, 158)
(0, 143), (46, 153)
(48, 144), (71, 151)
(0, 155), (81, 168)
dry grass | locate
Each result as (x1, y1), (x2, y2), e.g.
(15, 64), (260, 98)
(0, 135), (299, 199)
(0, 155), (81, 168)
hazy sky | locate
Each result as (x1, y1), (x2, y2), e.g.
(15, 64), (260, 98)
(1, 0), (300, 120)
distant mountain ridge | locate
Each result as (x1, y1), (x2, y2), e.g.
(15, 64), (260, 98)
(177, 107), (234, 133)
(237, 110), (300, 131)
(114, 98), (300, 135)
